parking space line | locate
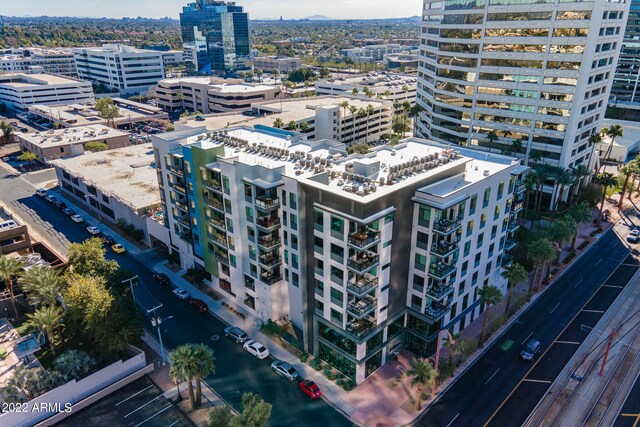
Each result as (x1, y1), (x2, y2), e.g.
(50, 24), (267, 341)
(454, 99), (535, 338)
(522, 331), (534, 345)
(523, 379), (552, 384)
(574, 278), (583, 288)
(555, 340), (581, 345)
(167, 420), (181, 427)
(115, 385), (154, 407)
(446, 413), (460, 427)
(582, 309), (605, 313)
(550, 303), (561, 314)
(134, 404), (173, 427)
(596, 259), (603, 265)
(125, 395), (163, 418)
(485, 368), (501, 385)
(603, 285), (624, 289)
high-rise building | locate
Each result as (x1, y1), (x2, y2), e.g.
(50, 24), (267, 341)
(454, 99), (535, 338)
(0, 48), (77, 77)
(611, 0), (640, 108)
(417, 1), (629, 171)
(152, 126), (525, 383)
(180, 0), (250, 75)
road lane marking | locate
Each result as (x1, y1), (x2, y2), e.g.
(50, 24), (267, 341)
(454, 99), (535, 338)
(125, 395), (163, 418)
(555, 340), (581, 345)
(446, 413), (460, 427)
(134, 404), (172, 427)
(596, 258), (603, 265)
(582, 309), (605, 313)
(603, 285), (624, 289)
(522, 331), (534, 345)
(574, 278), (584, 288)
(485, 368), (501, 385)
(550, 303), (561, 314)
(115, 385), (154, 406)
(522, 379), (552, 384)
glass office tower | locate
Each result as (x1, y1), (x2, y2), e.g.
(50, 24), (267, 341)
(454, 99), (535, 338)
(180, 0), (250, 75)
(612, 0), (640, 107)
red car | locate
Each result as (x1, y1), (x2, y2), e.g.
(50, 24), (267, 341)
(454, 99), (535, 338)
(299, 380), (322, 399)
(189, 298), (208, 313)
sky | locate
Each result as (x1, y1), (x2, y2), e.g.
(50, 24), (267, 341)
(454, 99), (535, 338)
(2, 0), (422, 20)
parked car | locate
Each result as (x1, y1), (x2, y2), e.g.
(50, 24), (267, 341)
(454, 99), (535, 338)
(54, 200), (67, 210)
(86, 226), (100, 235)
(172, 288), (190, 300)
(35, 188), (47, 197)
(18, 127), (29, 133)
(520, 339), (541, 361)
(9, 121), (18, 127)
(299, 380), (322, 399)
(111, 243), (126, 254)
(195, 115), (205, 121)
(45, 195), (56, 203)
(63, 208), (75, 216)
(628, 229), (639, 243)
(223, 326), (248, 343)
(153, 273), (170, 286)
(97, 233), (115, 245)
(70, 215), (84, 223)
(189, 298), (208, 313)
(271, 360), (299, 381)
(243, 340), (270, 359)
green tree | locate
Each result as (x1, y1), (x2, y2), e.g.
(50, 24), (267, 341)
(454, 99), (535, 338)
(527, 238), (556, 299)
(94, 98), (120, 127)
(567, 202), (592, 250)
(298, 121), (309, 133)
(67, 238), (119, 278)
(406, 357), (435, 410)
(548, 216), (577, 250)
(255, 68), (263, 83)
(53, 349), (95, 381)
(83, 141), (108, 152)
(478, 285), (503, 346)
(20, 266), (64, 308)
(618, 160), (640, 210)
(207, 405), (233, 427)
(0, 255), (25, 317)
(27, 305), (64, 356)
(286, 120), (298, 131)
(272, 118), (284, 129)
(319, 66), (330, 78)
(601, 124), (623, 167)
(347, 143), (371, 155)
(230, 392), (272, 427)
(3, 366), (63, 403)
(597, 172), (618, 224)
(169, 344), (200, 409)
(193, 343), (216, 406)
(351, 87), (359, 96)
(500, 263), (528, 321)
(553, 169), (574, 211)
(0, 121), (14, 144)
(17, 151), (38, 163)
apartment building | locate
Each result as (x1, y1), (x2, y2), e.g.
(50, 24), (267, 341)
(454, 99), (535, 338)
(152, 126), (524, 383)
(0, 73), (94, 111)
(179, 95), (393, 145)
(611, 0), (640, 109)
(417, 0), (630, 171)
(251, 56), (302, 74)
(315, 73), (417, 111)
(155, 77), (280, 113)
(73, 45), (165, 96)
(341, 44), (412, 63)
(0, 48), (77, 77)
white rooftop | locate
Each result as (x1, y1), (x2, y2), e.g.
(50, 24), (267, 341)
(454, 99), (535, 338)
(160, 76), (277, 93)
(19, 125), (127, 149)
(0, 73), (86, 87)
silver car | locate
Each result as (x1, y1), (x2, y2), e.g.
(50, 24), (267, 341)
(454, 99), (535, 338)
(224, 326), (248, 343)
(271, 360), (299, 381)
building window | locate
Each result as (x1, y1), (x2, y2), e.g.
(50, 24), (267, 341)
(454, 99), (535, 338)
(314, 209), (324, 231)
(483, 188), (491, 208)
(331, 216), (344, 237)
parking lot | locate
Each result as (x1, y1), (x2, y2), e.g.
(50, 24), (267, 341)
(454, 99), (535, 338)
(58, 376), (191, 427)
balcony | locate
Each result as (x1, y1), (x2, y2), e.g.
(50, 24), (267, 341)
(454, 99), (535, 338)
(431, 240), (458, 258)
(346, 317), (375, 339)
(259, 252), (282, 269)
(261, 271), (282, 285)
(215, 251), (229, 265)
(347, 297), (377, 319)
(174, 216), (190, 228)
(505, 239), (517, 251)
(212, 234), (227, 248)
(256, 216), (281, 231)
(168, 182), (187, 195)
(428, 262), (456, 279)
(207, 198), (225, 213)
(514, 183), (526, 194)
(258, 235), (281, 250)
(347, 274), (379, 297)
(502, 254), (514, 268)
(511, 202), (524, 213)
(203, 179), (222, 193)
(433, 218), (462, 235)
(219, 278), (232, 294)
(424, 301), (450, 322)
(255, 196), (280, 210)
(348, 229), (381, 249)
(426, 282), (454, 300)
(168, 167), (184, 177)
(174, 199), (189, 212)
(507, 221), (520, 233)
(210, 216), (226, 230)
(347, 252), (380, 274)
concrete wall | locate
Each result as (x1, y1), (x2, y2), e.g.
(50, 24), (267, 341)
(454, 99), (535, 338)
(0, 348), (149, 427)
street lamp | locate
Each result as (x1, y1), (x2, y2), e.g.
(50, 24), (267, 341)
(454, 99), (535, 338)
(430, 329), (455, 397)
(149, 310), (173, 366)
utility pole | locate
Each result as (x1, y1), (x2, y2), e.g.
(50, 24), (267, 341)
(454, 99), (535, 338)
(147, 304), (172, 365)
(599, 328), (616, 377)
(122, 275), (139, 304)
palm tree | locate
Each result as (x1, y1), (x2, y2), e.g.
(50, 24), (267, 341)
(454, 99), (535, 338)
(512, 138), (523, 155)
(169, 364), (184, 402)
(478, 285), (503, 347)
(0, 121), (14, 144)
(286, 120), (298, 131)
(255, 69), (263, 83)
(339, 100), (350, 139)
(567, 202), (592, 250)
(500, 263), (528, 321)
(273, 118), (284, 129)
(548, 216), (577, 264)
(192, 343), (216, 406)
(20, 267), (64, 308)
(351, 87), (359, 96)
(442, 333), (461, 366)
(27, 305), (64, 357)
(170, 344), (199, 409)
(602, 124), (624, 166)
(298, 121), (309, 133)
(407, 358), (435, 410)
(527, 238), (555, 300)
(0, 255), (25, 317)
(53, 349), (95, 381)
(365, 104), (375, 144)
(487, 131), (498, 150)
(553, 169), (574, 212)
(523, 171), (537, 226)
(597, 172), (618, 224)
(618, 159), (640, 210)
(409, 104), (425, 135)
(570, 164), (592, 205)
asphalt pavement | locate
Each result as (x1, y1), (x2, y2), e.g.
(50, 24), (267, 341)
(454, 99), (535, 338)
(415, 225), (633, 427)
(0, 168), (352, 427)
(614, 370), (640, 427)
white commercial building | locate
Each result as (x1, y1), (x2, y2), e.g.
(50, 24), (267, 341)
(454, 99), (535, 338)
(251, 56), (302, 74)
(417, 0), (630, 172)
(152, 125), (525, 383)
(155, 76), (280, 114)
(73, 44), (166, 96)
(340, 44), (410, 63)
(0, 48), (78, 77)
(0, 73), (94, 111)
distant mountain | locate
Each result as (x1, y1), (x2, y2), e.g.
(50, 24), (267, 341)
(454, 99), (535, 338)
(303, 15), (333, 21)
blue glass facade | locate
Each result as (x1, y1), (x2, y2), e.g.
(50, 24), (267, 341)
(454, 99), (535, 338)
(180, 0), (250, 75)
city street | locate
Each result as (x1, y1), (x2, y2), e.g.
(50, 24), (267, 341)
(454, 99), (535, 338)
(0, 166), (352, 427)
(614, 371), (640, 427)
(415, 223), (635, 427)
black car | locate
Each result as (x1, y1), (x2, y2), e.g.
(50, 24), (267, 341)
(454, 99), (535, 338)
(520, 339), (541, 361)
(53, 200), (67, 210)
(97, 233), (115, 245)
(62, 208), (75, 216)
(153, 273), (170, 286)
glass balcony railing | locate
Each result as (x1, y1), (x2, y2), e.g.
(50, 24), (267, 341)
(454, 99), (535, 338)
(424, 302), (450, 321)
(348, 229), (381, 249)
(257, 216), (281, 230)
(256, 197), (280, 209)
(511, 202), (524, 213)
(347, 253), (380, 273)
(514, 183), (526, 194)
(259, 253), (282, 268)
(210, 217), (226, 230)
(433, 218), (462, 235)
(431, 240), (458, 257)
(502, 254), (514, 268)
(346, 317), (375, 339)
(258, 235), (281, 249)
(347, 298), (377, 319)
(428, 262), (456, 279)
(207, 198), (224, 212)
(261, 272), (282, 285)
(347, 274), (378, 297)
(507, 221), (520, 233)
(426, 282), (454, 299)
(212, 235), (227, 248)
(504, 239), (517, 251)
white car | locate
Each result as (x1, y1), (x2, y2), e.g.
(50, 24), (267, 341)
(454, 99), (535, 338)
(35, 188), (47, 197)
(172, 288), (190, 300)
(86, 226), (100, 235)
(628, 229), (640, 243)
(71, 215), (84, 223)
(243, 339), (270, 360)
